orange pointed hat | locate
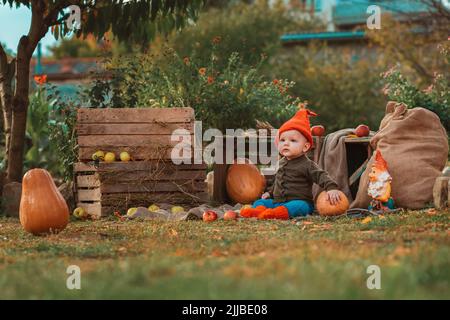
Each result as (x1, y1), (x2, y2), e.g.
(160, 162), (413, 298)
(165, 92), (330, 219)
(278, 103), (317, 147)
(373, 150), (388, 171)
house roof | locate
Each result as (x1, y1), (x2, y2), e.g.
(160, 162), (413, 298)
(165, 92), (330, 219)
(281, 31), (366, 44)
(30, 57), (100, 81)
(333, 0), (431, 26)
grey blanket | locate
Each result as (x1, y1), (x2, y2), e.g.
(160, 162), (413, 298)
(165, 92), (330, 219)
(312, 128), (355, 202)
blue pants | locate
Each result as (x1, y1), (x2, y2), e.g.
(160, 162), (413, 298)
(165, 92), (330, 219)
(252, 198), (314, 217)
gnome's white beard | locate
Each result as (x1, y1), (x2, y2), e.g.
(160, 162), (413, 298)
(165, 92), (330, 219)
(368, 171), (392, 199)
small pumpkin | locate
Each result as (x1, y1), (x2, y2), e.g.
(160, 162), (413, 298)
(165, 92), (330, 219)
(20, 169), (69, 235)
(226, 158), (266, 204)
(316, 190), (349, 216)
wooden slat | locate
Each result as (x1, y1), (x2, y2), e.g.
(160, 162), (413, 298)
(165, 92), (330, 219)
(78, 146), (181, 161)
(77, 122), (193, 136)
(76, 174), (100, 188)
(348, 159), (369, 187)
(76, 203), (118, 217)
(78, 134), (192, 147)
(98, 170), (206, 183)
(344, 137), (371, 143)
(77, 188), (101, 201)
(76, 202), (101, 218)
(100, 181), (206, 194)
(74, 161), (207, 172)
(100, 192), (208, 206)
(213, 164), (229, 203)
(312, 136), (322, 163)
(433, 176), (449, 209)
(77, 107), (194, 124)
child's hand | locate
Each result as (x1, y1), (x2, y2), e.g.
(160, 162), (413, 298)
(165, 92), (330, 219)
(261, 192), (271, 199)
(327, 190), (341, 205)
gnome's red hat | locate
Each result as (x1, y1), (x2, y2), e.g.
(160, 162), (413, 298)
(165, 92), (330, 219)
(277, 105), (317, 148)
(373, 150), (388, 171)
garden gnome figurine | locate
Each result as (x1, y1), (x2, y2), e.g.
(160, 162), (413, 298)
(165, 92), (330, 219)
(368, 150), (395, 212)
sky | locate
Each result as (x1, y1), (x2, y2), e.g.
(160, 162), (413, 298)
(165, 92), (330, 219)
(0, 4), (59, 56)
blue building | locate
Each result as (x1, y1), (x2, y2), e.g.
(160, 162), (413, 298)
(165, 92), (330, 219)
(280, 0), (438, 45)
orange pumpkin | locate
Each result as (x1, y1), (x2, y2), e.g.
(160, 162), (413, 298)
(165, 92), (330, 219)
(316, 190), (349, 216)
(226, 158), (266, 204)
(20, 169), (69, 235)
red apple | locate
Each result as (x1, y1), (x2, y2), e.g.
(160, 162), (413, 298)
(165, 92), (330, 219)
(223, 210), (238, 220)
(203, 210), (218, 222)
(311, 125), (325, 136)
(355, 124), (370, 137)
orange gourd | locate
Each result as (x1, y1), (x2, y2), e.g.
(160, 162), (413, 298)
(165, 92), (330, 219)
(20, 169), (69, 235)
(226, 159), (266, 204)
(316, 190), (349, 216)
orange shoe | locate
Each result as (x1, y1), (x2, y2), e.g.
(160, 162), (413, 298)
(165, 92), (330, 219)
(258, 206), (289, 220)
(240, 205), (267, 218)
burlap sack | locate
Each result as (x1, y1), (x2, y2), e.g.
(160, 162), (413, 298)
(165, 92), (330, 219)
(351, 101), (448, 209)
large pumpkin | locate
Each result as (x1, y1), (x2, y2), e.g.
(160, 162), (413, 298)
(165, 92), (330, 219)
(226, 159), (266, 204)
(20, 169), (69, 235)
(316, 190), (349, 216)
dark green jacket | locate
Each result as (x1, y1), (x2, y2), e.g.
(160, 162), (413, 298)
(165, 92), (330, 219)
(268, 155), (338, 203)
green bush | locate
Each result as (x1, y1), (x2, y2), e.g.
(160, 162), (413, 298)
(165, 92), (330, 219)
(47, 86), (79, 182)
(24, 85), (78, 182)
(154, 0), (322, 70)
(83, 47), (303, 131)
(380, 45), (450, 133)
(25, 88), (59, 172)
(270, 44), (387, 131)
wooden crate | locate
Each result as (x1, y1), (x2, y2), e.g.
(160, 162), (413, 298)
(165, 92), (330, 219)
(74, 107), (207, 217)
(77, 107), (195, 161)
(74, 161), (207, 217)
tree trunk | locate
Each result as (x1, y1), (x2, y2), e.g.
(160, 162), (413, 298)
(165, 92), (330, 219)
(7, 1), (48, 182)
(0, 44), (16, 178)
(8, 37), (31, 182)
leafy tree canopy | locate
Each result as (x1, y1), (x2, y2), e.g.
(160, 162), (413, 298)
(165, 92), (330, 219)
(1, 0), (205, 45)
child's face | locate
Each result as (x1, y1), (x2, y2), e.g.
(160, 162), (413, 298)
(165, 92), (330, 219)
(278, 130), (311, 159)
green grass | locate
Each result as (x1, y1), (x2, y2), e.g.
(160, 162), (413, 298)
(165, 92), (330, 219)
(0, 209), (448, 299)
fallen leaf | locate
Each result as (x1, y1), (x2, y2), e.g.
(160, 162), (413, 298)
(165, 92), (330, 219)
(114, 211), (126, 222)
(361, 217), (372, 224)
(303, 221), (314, 225)
(427, 208), (437, 216)
(169, 228), (178, 237)
(378, 215), (385, 219)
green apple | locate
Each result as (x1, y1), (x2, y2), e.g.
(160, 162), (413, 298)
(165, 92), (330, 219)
(171, 206), (185, 214)
(120, 151), (131, 162)
(127, 207), (137, 216)
(73, 207), (87, 219)
(148, 204), (160, 212)
(92, 150), (105, 161)
(104, 152), (116, 163)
